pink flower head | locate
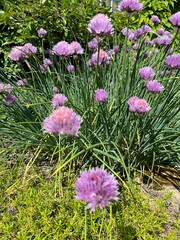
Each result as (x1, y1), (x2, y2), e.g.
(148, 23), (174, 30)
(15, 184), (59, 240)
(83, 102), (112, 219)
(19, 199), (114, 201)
(156, 28), (165, 35)
(141, 25), (151, 33)
(70, 41), (83, 54)
(118, 0), (143, 13)
(43, 58), (52, 66)
(151, 16), (161, 24)
(94, 89), (108, 102)
(88, 38), (99, 50)
(89, 49), (110, 67)
(67, 65), (75, 72)
(52, 87), (59, 93)
(146, 80), (164, 93)
(5, 94), (17, 105)
(128, 96), (150, 113)
(139, 67), (155, 81)
(42, 106), (82, 136)
(52, 41), (73, 57)
(52, 94), (68, 108)
(88, 14), (114, 37)
(154, 36), (171, 45)
(132, 44), (140, 50)
(8, 46), (26, 61)
(134, 28), (143, 38)
(170, 12), (180, 27)
(121, 27), (133, 36)
(0, 83), (13, 93)
(113, 45), (120, 53)
(37, 28), (47, 37)
(165, 54), (180, 69)
(22, 43), (37, 56)
(75, 167), (119, 212)
(17, 78), (28, 86)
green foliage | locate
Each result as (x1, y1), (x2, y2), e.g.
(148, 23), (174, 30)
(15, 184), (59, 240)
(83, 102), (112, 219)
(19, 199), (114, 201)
(0, 159), (179, 239)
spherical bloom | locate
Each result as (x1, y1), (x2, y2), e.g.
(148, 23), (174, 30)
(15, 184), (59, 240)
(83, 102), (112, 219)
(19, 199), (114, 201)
(154, 36), (171, 45)
(107, 49), (115, 57)
(121, 27), (133, 36)
(127, 96), (150, 113)
(156, 28), (165, 35)
(134, 28), (143, 38)
(88, 14), (114, 37)
(67, 65), (75, 72)
(5, 94), (17, 105)
(52, 94), (68, 108)
(170, 12), (180, 27)
(42, 106), (82, 136)
(17, 78), (28, 86)
(89, 49), (110, 67)
(43, 58), (52, 66)
(52, 41), (73, 57)
(165, 54), (180, 69)
(22, 43), (38, 56)
(146, 80), (164, 93)
(94, 89), (108, 102)
(70, 41), (83, 54)
(75, 167), (119, 212)
(88, 38), (99, 50)
(118, 0), (143, 13)
(141, 25), (151, 33)
(37, 28), (47, 37)
(139, 67), (155, 81)
(113, 45), (120, 53)
(151, 16), (161, 24)
(52, 87), (59, 93)
(132, 44), (140, 50)
(8, 46), (26, 61)
(0, 83), (13, 93)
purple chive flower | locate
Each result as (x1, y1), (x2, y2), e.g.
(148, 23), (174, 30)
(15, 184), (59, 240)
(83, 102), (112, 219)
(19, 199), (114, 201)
(52, 87), (59, 93)
(5, 94), (17, 105)
(42, 106), (82, 136)
(8, 46), (26, 61)
(52, 94), (68, 108)
(113, 45), (120, 53)
(144, 38), (151, 44)
(107, 49), (115, 57)
(88, 14), (114, 37)
(134, 28), (143, 39)
(151, 16), (161, 24)
(67, 65), (75, 72)
(0, 83), (13, 93)
(170, 12), (180, 27)
(146, 80), (164, 93)
(165, 54), (180, 69)
(43, 58), (52, 66)
(121, 27), (133, 36)
(40, 58), (53, 71)
(94, 89), (108, 102)
(89, 49), (110, 67)
(118, 0), (143, 13)
(17, 78), (28, 86)
(75, 167), (119, 212)
(163, 31), (172, 39)
(70, 41), (83, 55)
(52, 41), (73, 57)
(22, 43), (38, 56)
(156, 28), (165, 35)
(154, 36), (171, 45)
(127, 96), (150, 113)
(141, 25), (151, 33)
(88, 38), (99, 50)
(128, 33), (136, 42)
(37, 28), (47, 37)
(139, 67), (155, 81)
(132, 44), (140, 50)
